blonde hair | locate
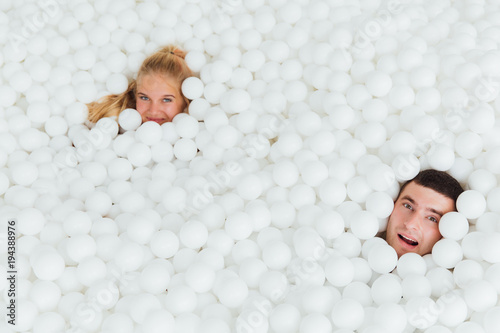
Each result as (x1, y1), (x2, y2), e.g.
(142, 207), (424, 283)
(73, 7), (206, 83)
(87, 45), (193, 123)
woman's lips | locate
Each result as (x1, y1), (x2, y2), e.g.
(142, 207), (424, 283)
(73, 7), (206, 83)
(146, 117), (166, 124)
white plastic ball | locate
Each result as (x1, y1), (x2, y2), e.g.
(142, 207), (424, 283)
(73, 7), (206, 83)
(150, 230), (179, 259)
(118, 109), (142, 131)
(63, 211), (92, 237)
(319, 179), (347, 207)
(107, 158), (133, 181)
(437, 293), (468, 328)
(301, 160), (328, 187)
(136, 121), (163, 146)
(468, 169), (497, 196)
(237, 174), (263, 201)
(140, 310), (175, 333)
(397, 253), (427, 278)
(185, 262), (215, 293)
(392, 154), (420, 181)
(29, 280), (61, 312)
(74, 48), (97, 70)
(331, 298), (365, 330)
(127, 142), (152, 167)
(483, 307), (500, 333)
(225, 212), (253, 240)
(185, 50), (207, 72)
(402, 274), (432, 299)
(389, 85), (415, 109)
(85, 191), (112, 216)
(17, 207), (45, 236)
(262, 241), (292, 270)
(175, 116), (200, 139)
(371, 274), (403, 305)
(0, 85), (17, 107)
(487, 188), (500, 213)
(162, 186), (186, 213)
(374, 303), (407, 333)
(427, 144), (455, 171)
(270, 201), (296, 229)
(368, 244), (398, 274)
(432, 239), (463, 269)
(456, 190), (486, 219)
(32, 250), (65, 281)
(350, 211), (379, 240)
(106, 73), (128, 94)
(405, 297), (438, 329)
(463, 280), (497, 313)
(76, 256), (107, 286)
(438, 212), (469, 241)
(105, 51), (128, 73)
(299, 313), (332, 333)
(216, 277), (248, 308)
(11, 161), (38, 186)
(366, 71), (392, 97)
(182, 76), (204, 100)
(173, 138), (197, 161)
(164, 285), (197, 315)
(273, 159), (299, 188)
(479, 233), (500, 264)
(32, 312), (66, 333)
(10, 71), (33, 93)
(180, 220), (208, 249)
(269, 303), (301, 333)
(0, 171), (9, 195)
(365, 192), (394, 219)
(138, 260), (171, 295)
(329, 105), (355, 130)
(325, 256), (354, 287)
(44, 116), (69, 137)
(455, 131), (483, 159)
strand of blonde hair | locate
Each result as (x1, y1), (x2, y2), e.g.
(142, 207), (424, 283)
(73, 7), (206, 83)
(87, 45), (192, 123)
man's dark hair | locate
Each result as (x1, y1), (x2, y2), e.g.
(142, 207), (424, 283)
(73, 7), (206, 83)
(398, 169), (464, 206)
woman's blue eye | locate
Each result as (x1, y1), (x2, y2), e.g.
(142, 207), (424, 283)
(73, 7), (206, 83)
(163, 98), (172, 102)
(140, 96), (149, 101)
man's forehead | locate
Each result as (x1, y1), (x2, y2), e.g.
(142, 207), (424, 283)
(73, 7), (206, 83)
(397, 181), (455, 213)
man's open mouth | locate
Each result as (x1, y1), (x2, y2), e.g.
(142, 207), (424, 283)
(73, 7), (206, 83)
(399, 234), (418, 246)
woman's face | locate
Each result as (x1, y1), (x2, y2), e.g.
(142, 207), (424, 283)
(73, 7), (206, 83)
(135, 74), (185, 125)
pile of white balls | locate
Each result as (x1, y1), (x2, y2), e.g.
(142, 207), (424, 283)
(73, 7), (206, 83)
(1, 0), (500, 332)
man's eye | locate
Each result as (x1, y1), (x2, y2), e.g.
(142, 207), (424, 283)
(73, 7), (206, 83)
(428, 216), (438, 223)
(403, 203), (412, 209)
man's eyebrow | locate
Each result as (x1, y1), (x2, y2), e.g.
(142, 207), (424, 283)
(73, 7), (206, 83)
(401, 195), (416, 205)
(401, 195), (444, 217)
(428, 208), (445, 217)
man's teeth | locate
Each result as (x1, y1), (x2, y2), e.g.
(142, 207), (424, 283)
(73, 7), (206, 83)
(400, 234), (418, 245)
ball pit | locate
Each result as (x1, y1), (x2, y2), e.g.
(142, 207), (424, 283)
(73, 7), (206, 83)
(1, 0), (500, 332)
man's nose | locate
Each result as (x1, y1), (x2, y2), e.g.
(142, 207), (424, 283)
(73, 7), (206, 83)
(404, 214), (420, 230)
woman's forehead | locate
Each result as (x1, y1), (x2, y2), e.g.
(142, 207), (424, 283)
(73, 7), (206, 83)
(137, 74), (181, 91)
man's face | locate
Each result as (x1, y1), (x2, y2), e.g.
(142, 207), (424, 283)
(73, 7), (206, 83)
(386, 181), (455, 257)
